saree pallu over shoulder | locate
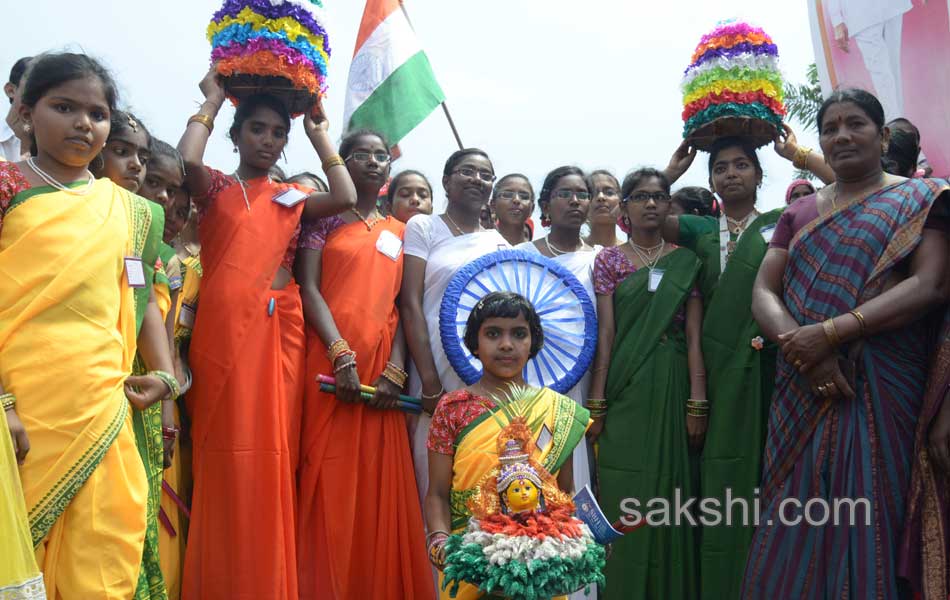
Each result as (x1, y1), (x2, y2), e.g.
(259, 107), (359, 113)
(187, 176), (304, 445)
(0, 180), (146, 598)
(764, 178), (950, 491)
(0, 179), (138, 545)
(696, 208), (781, 600)
(449, 388), (590, 531)
(743, 179), (949, 600)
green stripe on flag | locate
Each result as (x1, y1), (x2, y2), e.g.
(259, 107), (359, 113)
(347, 50), (446, 145)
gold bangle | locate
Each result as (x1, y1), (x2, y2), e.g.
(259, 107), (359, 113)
(848, 310), (867, 338)
(822, 318), (841, 349)
(381, 362), (408, 388)
(1, 392), (15, 411)
(326, 339), (350, 364)
(188, 113), (214, 134)
(793, 145), (812, 170)
(322, 154), (345, 173)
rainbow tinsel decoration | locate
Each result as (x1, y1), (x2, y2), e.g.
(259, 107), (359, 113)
(207, 0), (331, 105)
(681, 20), (785, 144)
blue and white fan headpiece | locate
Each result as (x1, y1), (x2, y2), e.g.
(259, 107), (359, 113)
(439, 249), (597, 393)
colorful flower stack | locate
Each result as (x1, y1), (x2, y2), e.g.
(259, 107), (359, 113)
(441, 417), (606, 600)
(681, 20), (786, 150)
(207, 0), (331, 116)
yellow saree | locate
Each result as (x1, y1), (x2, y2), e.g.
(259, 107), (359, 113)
(0, 419), (44, 598)
(0, 178), (148, 598)
(439, 386), (591, 600)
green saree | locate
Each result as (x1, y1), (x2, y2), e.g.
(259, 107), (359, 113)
(130, 197), (169, 600)
(598, 248), (702, 600)
(678, 210), (781, 600)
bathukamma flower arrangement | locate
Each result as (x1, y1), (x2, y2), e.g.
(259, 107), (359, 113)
(440, 391), (605, 600)
(682, 20), (786, 150)
(207, 0), (331, 116)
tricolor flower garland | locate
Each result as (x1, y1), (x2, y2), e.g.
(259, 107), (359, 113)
(442, 508), (606, 600)
(207, 0), (331, 105)
(681, 21), (785, 142)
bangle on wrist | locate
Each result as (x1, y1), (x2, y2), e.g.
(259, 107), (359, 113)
(188, 113), (214, 134)
(322, 154), (345, 173)
(848, 310), (867, 338)
(792, 145), (812, 170)
(822, 318), (841, 349)
(381, 362), (408, 388)
(1, 392), (15, 411)
(148, 370), (181, 400)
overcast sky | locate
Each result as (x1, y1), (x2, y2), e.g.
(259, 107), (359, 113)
(2, 0), (821, 213)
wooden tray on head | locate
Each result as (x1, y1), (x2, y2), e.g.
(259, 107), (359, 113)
(687, 116), (779, 151)
(223, 74), (318, 117)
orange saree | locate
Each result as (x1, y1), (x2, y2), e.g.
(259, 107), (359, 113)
(183, 173), (306, 600)
(296, 217), (434, 600)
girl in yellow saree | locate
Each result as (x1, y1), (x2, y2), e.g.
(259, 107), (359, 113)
(1, 53), (177, 599)
(425, 292), (591, 599)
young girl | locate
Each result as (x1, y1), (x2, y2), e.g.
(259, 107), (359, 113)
(92, 110), (179, 600)
(589, 168), (706, 600)
(294, 128), (432, 599)
(401, 148), (509, 506)
(584, 170), (623, 247)
(139, 138), (191, 600)
(491, 173), (534, 246)
(177, 67), (355, 599)
(386, 169), (433, 223)
(1, 51), (176, 598)
(425, 292), (591, 600)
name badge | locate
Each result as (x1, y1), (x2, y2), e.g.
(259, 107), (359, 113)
(124, 257), (147, 288)
(648, 268), (665, 293)
(536, 424), (553, 453)
(760, 224), (777, 244)
(178, 302), (196, 328)
(376, 229), (403, 260)
(272, 188), (308, 207)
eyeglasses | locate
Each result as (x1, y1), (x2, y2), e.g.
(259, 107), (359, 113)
(453, 167), (496, 183)
(553, 189), (591, 201)
(624, 192), (671, 204)
(495, 190), (532, 201)
(595, 189), (619, 198)
(346, 151), (391, 164)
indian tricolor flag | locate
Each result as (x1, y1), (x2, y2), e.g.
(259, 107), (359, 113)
(343, 0), (446, 145)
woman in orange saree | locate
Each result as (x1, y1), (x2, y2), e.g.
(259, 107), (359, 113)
(177, 69), (355, 599)
(295, 130), (432, 599)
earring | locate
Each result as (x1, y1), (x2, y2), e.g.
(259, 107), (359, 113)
(22, 123), (31, 134)
(233, 146), (238, 154)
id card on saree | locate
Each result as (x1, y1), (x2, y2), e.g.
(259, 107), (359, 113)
(272, 188), (308, 207)
(376, 229), (403, 260)
(648, 268), (665, 293)
(124, 257), (147, 288)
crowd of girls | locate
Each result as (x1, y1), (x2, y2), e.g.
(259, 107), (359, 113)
(1, 51), (948, 600)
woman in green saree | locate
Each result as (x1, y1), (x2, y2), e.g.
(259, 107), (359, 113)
(588, 168), (706, 599)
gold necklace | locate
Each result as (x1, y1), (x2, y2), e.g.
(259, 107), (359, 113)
(545, 236), (588, 256)
(444, 212), (481, 236)
(350, 207), (381, 231)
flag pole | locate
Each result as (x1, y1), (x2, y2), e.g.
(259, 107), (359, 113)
(399, 1), (464, 150)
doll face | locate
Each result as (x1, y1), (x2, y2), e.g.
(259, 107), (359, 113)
(505, 478), (540, 513)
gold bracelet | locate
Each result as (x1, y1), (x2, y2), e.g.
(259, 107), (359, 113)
(822, 318), (841, 349)
(148, 370), (181, 401)
(1, 392), (15, 411)
(381, 362), (408, 388)
(326, 339), (350, 364)
(792, 145), (812, 170)
(322, 154), (345, 173)
(848, 310), (867, 338)
(188, 113), (214, 134)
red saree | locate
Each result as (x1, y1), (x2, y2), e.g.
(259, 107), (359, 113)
(296, 217), (434, 600)
(183, 174), (306, 599)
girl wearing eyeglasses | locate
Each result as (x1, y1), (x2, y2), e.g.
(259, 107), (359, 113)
(588, 167), (705, 599)
(516, 166), (600, 558)
(401, 148), (509, 517)
(490, 173), (535, 246)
